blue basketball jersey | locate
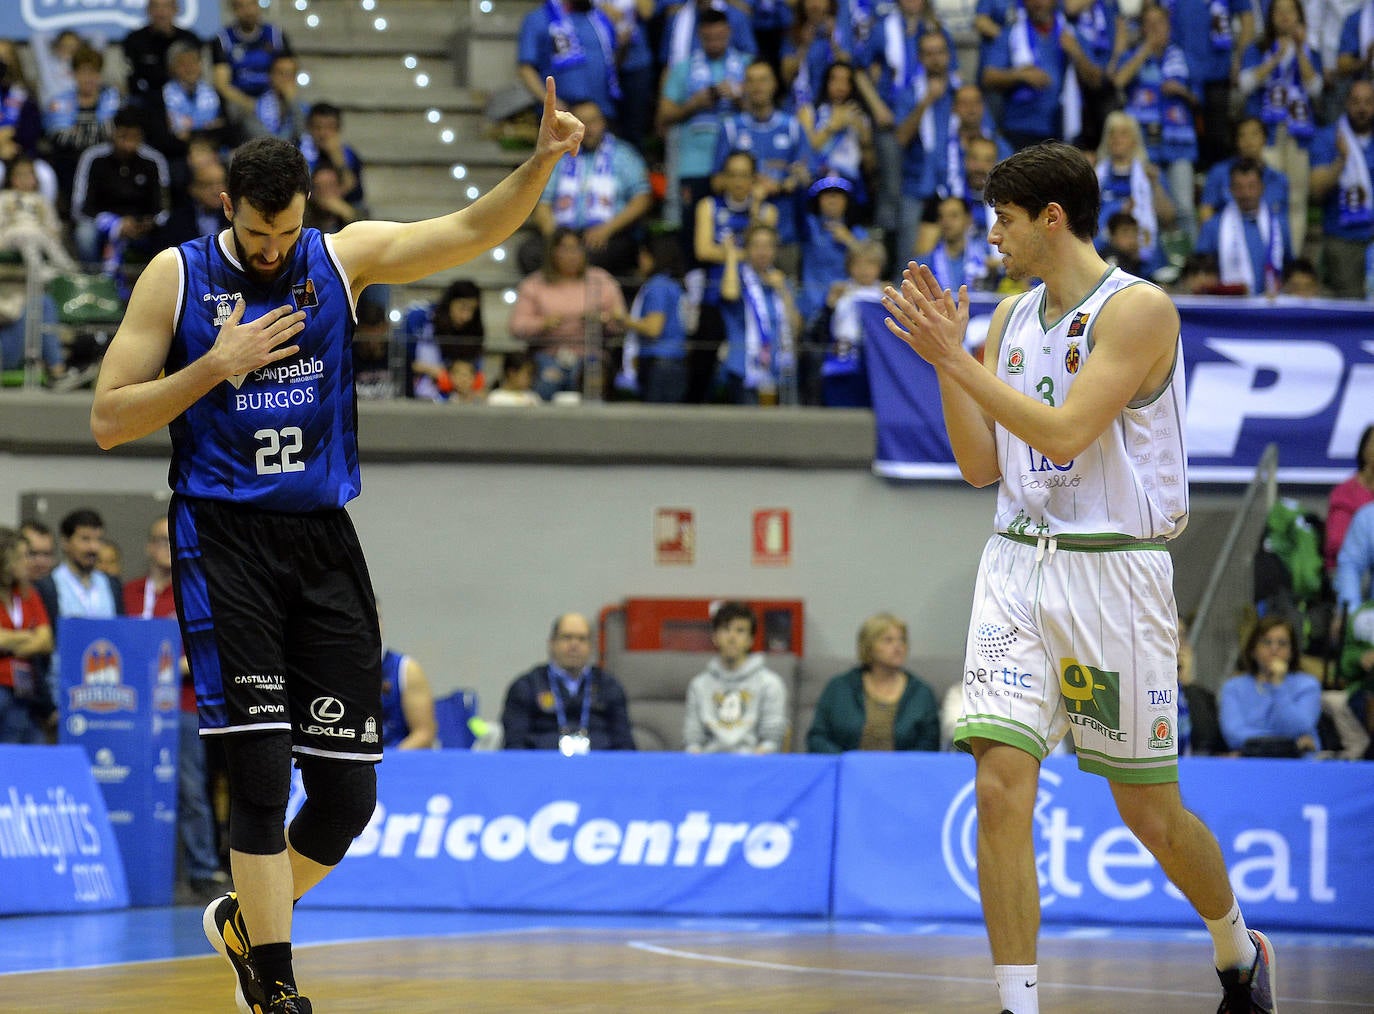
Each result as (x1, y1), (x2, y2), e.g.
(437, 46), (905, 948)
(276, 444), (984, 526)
(167, 228), (361, 512)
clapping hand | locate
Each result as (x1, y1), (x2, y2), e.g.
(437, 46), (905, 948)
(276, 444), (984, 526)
(883, 262), (969, 367)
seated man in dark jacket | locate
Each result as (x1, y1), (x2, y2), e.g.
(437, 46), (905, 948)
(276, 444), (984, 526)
(70, 106), (170, 269)
(500, 612), (636, 752)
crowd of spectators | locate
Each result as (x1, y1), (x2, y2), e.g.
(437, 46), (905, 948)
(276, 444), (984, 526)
(406, 0), (1374, 407)
(4, 0), (1374, 402)
(0, 0), (377, 386)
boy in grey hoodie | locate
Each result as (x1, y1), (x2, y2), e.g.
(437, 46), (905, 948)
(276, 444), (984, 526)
(683, 601), (789, 753)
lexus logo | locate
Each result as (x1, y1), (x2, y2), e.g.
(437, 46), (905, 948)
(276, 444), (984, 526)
(309, 696), (345, 724)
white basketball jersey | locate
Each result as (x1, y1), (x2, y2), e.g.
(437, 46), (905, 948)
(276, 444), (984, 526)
(992, 268), (1189, 542)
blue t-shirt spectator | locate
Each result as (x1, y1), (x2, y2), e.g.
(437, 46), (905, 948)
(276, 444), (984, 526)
(518, 1), (622, 119)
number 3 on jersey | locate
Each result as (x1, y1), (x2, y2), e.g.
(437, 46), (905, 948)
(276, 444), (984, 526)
(254, 427), (305, 474)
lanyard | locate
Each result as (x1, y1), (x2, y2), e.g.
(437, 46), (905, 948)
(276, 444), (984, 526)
(142, 578), (159, 619)
(55, 565), (104, 616)
(5, 591), (22, 628)
(549, 669), (593, 731)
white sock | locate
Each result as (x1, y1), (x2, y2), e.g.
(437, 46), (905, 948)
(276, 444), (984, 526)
(995, 964), (1039, 1014)
(1204, 900), (1257, 971)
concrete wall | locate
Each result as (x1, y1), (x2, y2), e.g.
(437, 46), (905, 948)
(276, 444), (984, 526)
(1, 448), (997, 717)
(2, 393), (1283, 724)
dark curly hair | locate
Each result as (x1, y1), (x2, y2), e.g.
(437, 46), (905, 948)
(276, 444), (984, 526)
(227, 137), (311, 217)
(984, 142), (1101, 241)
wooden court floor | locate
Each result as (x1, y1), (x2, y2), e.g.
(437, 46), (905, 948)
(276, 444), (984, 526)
(4, 917), (1372, 1013)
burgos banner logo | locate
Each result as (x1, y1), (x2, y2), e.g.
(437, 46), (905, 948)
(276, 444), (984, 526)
(345, 796), (795, 870)
(68, 640), (136, 713)
(941, 768), (1337, 908)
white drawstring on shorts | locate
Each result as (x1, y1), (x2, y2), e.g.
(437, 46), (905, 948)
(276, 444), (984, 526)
(1034, 533), (1058, 565)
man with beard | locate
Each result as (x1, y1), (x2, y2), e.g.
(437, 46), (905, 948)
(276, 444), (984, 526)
(917, 133), (1004, 255)
(89, 80), (584, 1014)
(34, 508), (124, 703)
(1310, 79), (1374, 297)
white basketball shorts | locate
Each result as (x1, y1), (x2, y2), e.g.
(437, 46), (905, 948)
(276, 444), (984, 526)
(952, 533), (1181, 783)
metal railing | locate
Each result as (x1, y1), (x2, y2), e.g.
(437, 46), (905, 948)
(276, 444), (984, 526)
(1188, 443), (1280, 688)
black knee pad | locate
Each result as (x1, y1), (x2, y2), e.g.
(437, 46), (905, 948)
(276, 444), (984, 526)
(287, 757), (377, 867)
(222, 731), (294, 855)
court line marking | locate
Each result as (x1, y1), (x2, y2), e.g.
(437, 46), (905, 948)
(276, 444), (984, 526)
(625, 940), (1362, 1008)
(0, 925), (564, 978)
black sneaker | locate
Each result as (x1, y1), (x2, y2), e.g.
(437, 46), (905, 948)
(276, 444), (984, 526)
(1216, 930), (1278, 1013)
(202, 892), (266, 1014)
(265, 982), (313, 1013)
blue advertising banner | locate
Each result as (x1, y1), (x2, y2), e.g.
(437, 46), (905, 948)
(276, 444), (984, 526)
(2, 1), (219, 40)
(833, 753), (1374, 931)
(295, 751), (838, 916)
(58, 617), (180, 907)
(0, 743), (129, 914)
(865, 295), (1374, 485)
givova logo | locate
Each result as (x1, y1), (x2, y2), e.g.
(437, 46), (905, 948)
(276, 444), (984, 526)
(941, 769), (1338, 907)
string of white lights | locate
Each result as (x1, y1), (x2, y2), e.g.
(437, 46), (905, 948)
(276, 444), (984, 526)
(288, 0), (514, 312)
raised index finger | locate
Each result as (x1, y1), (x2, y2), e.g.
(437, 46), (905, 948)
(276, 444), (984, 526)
(544, 75), (557, 122)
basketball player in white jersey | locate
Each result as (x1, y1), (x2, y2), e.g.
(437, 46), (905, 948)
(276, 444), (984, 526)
(881, 142), (1276, 1014)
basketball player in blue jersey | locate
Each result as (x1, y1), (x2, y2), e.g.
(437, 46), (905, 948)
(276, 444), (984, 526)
(90, 78), (584, 1014)
(881, 143), (1277, 1014)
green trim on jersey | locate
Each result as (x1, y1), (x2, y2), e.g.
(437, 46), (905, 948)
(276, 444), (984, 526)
(1126, 341), (1181, 409)
(1037, 266), (1118, 332)
(997, 531), (1170, 552)
(989, 290), (1032, 361)
(1071, 274), (1181, 409)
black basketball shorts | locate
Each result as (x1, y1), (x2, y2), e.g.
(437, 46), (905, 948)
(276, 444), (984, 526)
(168, 494), (383, 761)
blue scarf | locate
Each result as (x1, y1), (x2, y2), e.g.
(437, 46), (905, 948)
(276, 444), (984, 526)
(741, 264), (789, 390)
(687, 46), (747, 120)
(1259, 42), (1314, 141)
(546, 0), (621, 101)
(1125, 44), (1196, 148)
(928, 230), (993, 292)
